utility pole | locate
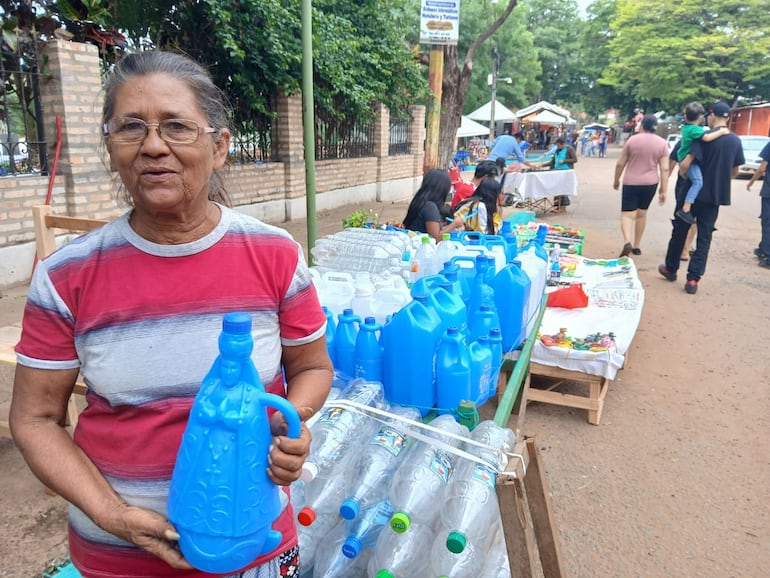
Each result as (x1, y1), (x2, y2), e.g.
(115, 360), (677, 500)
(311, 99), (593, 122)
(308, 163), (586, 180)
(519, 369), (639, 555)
(489, 44), (500, 142)
(424, 46), (444, 172)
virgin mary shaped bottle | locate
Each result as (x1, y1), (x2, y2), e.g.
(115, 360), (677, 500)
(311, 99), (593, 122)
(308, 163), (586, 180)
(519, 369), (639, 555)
(168, 312), (301, 574)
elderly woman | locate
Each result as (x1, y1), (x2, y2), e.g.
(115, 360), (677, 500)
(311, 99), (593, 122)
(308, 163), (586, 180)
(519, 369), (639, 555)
(9, 51), (333, 577)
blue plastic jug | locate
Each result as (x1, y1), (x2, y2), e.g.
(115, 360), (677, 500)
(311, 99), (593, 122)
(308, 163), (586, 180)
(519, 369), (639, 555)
(354, 317), (383, 382)
(488, 328), (504, 400)
(468, 303), (500, 345)
(489, 260), (530, 352)
(469, 335), (493, 406)
(168, 312), (301, 574)
(382, 299), (442, 414)
(335, 309), (361, 378)
(436, 326), (472, 414)
(323, 306), (337, 367)
(439, 263), (466, 304)
(435, 280), (468, 336)
(467, 255), (495, 317)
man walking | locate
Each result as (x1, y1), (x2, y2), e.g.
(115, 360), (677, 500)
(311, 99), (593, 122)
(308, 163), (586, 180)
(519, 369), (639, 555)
(746, 139), (770, 268)
(658, 102), (744, 294)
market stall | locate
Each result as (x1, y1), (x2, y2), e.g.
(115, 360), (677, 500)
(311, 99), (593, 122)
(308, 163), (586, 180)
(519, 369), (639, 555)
(525, 255), (644, 424)
(500, 169), (578, 214)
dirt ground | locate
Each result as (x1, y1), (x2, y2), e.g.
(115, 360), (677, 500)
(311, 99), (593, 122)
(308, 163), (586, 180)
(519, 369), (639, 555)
(1, 146), (768, 577)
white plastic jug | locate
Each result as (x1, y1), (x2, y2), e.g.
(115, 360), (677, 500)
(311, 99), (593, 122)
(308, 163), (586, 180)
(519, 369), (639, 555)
(319, 271), (355, 319)
(369, 286), (411, 325)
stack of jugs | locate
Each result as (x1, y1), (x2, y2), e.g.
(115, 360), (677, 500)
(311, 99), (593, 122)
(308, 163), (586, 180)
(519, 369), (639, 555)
(381, 292), (442, 415)
(458, 232), (506, 273)
(409, 275), (467, 336)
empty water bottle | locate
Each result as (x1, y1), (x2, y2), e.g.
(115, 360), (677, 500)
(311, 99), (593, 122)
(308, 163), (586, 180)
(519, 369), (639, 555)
(296, 510), (341, 573)
(312, 520), (372, 578)
(168, 312), (301, 574)
(430, 533), (479, 578)
(340, 405), (421, 521)
(388, 414), (469, 533)
(302, 379), (384, 481)
(480, 515), (511, 578)
(342, 499), (395, 558)
(367, 521), (435, 578)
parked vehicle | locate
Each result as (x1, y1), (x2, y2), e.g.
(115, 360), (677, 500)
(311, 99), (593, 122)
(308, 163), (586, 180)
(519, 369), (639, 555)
(737, 135), (770, 178)
(666, 133), (681, 152)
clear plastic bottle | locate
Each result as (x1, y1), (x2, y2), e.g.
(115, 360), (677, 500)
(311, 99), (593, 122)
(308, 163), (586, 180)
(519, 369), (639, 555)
(302, 379), (384, 481)
(341, 499), (395, 558)
(435, 232), (461, 271)
(430, 533), (479, 578)
(296, 511), (340, 573)
(312, 520), (372, 578)
(480, 515), (511, 578)
(366, 521), (435, 578)
(388, 414), (469, 533)
(339, 405), (422, 521)
(413, 235), (439, 280)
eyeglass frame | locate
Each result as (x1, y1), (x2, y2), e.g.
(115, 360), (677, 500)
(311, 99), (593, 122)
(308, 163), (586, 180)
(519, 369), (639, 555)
(103, 117), (218, 145)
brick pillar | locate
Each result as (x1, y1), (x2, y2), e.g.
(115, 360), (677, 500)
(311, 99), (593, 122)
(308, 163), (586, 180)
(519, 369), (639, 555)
(409, 105), (426, 177)
(275, 90), (307, 220)
(39, 40), (117, 219)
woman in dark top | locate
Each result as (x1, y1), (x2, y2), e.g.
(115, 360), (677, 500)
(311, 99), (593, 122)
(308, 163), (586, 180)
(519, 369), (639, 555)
(403, 169), (464, 241)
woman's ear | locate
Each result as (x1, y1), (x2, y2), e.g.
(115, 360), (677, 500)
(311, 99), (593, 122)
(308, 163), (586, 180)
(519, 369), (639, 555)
(213, 128), (231, 169)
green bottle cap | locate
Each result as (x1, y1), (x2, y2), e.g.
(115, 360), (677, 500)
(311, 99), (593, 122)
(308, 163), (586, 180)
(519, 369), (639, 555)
(375, 571), (395, 578)
(390, 512), (411, 533)
(447, 531), (468, 553)
(456, 400), (480, 431)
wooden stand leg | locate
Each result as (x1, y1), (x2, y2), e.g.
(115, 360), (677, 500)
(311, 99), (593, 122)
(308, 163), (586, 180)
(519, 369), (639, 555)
(498, 472), (537, 577)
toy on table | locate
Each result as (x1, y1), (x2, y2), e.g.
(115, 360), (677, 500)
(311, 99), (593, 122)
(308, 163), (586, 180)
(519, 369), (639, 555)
(539, 329), (617, 352)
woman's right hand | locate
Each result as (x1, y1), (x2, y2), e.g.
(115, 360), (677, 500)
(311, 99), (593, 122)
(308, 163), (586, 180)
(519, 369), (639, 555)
(103, 503), (193, 569)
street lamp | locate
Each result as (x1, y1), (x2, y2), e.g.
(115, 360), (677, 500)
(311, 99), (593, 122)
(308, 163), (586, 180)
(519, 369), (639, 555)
(487, 45), (512, 142)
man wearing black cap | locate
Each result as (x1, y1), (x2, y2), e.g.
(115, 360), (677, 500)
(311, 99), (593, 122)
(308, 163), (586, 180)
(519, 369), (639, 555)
(659, 102), (744, 294)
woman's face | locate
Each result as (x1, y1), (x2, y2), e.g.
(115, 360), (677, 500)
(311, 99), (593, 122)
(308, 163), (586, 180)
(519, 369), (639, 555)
(106, 73), (230, 218)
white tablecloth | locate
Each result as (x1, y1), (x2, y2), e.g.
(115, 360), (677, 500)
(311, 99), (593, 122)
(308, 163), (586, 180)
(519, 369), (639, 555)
(530, 256), (644, 380)
(501, 169), (578, 200)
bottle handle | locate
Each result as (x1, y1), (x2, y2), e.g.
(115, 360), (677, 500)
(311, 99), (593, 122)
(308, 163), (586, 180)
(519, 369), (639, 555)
(262, 394), (302, 439)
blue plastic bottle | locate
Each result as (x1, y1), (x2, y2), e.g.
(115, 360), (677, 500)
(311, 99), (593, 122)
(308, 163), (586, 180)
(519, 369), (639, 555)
(342, 499), (396, 558)
(468, 303), (500, 345)
(470, 335), (493, 405)
(488, 328), (504, 400)
(382, 298), (441, 415)
(354, 317), (384, 382)
(168, 312), (301, 574)
(335, 308), (361, 378)
(435, 280), (468, 336)
(439, 263), (466, 303)
(489, 260), (530, 352)
(435, 326), (472, 414)
(467, 255), (495, 317)
(323, 306), (337, 367)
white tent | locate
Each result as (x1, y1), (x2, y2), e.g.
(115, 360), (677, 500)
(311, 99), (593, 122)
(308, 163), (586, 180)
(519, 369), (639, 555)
(516, 100), (572, 120)
(456, 116), (491, 138)
(467, 99), (518, 122)
(522, 110), (567, 125)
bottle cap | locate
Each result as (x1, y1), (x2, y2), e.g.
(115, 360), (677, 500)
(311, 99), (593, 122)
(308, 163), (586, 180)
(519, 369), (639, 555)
(341, 536), (362, 558)
(300, 462), (319, 483)
(421, 235), (430, 244)
(390, 512), (411, 533)
(339, 498), (360, 521)
(447, 531), (468, 553)
(222, 312), (252, 334)
(297, 506), (316, 526)
(457, 401), (479, 431)
(375, 571), (395, 578)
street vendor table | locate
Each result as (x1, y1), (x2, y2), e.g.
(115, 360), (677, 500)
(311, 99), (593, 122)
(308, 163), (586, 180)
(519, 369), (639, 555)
(526, 255), (644, 425)
(500, 169), (577, 214)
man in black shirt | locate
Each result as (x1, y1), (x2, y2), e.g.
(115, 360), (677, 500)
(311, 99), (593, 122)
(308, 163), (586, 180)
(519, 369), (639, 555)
(658, 102), (744, 294)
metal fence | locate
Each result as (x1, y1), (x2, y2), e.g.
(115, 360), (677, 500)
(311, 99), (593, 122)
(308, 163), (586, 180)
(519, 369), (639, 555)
(314, 101), (375, 161)
(388, 115), (412, 155)
(228, 99), (277, 164)
(0, 35), (47, 176)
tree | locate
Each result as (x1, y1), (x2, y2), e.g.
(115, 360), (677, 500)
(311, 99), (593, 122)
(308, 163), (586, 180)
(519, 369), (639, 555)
(523, 0), (583, 105)
(601, 0), (770, 112)
(435, 0), (523, 170)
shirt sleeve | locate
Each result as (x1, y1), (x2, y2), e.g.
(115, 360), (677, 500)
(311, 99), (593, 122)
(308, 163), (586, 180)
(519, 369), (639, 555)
(422, 201), (442, 225)
(279, 244), (326, 346)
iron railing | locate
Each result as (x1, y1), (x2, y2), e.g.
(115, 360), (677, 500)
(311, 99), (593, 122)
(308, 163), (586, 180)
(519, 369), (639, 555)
(314, 101), (375, 161)
(0, 34), (47, 176)
(228, 97), (277, 165)
(388, 115), (412, 155)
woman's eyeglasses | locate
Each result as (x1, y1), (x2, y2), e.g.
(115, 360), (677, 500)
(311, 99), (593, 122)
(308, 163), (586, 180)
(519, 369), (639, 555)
(104, 117), (217, 144)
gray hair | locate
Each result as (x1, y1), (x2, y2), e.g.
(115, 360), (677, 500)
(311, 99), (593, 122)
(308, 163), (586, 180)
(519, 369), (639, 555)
(103, 51), (232, 206)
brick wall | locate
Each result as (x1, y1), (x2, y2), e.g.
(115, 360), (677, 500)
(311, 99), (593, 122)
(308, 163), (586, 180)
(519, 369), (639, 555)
(0, 40), (426, 277)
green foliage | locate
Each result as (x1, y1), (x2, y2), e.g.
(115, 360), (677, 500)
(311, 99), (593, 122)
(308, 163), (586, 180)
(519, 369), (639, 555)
(601, 0), (770, 112)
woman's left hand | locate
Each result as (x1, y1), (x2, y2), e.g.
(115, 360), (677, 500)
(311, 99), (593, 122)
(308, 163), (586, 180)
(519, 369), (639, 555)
(267, 408), (314, 485)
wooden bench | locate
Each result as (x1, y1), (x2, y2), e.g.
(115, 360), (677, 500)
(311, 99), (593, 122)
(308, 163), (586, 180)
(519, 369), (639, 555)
(0, 205), (108, 439)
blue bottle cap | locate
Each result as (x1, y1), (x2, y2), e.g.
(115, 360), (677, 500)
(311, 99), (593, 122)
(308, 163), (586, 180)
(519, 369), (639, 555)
(222, 312), (252, 334)
(364, 316), (376, 325)
(446, 326), (459, 335)
(342, 536), (363, 558)
(490, 328), (502, 337)
(339, 498), (360, 520)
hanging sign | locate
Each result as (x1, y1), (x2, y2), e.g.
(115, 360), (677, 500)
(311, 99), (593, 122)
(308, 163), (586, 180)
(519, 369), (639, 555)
(419, 0), (460, 45)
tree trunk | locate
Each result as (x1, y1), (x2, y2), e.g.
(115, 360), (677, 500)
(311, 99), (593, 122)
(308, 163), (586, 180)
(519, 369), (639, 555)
(437, 0), (519, 170)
